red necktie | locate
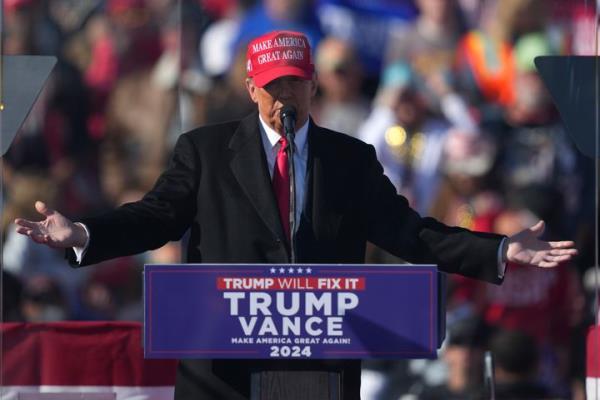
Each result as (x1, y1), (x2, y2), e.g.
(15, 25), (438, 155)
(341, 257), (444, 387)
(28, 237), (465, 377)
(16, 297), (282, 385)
(272, 137), (290, 242)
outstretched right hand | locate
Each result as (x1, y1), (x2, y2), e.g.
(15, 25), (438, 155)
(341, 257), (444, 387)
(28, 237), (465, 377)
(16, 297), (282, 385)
(14, 201), (88, 249)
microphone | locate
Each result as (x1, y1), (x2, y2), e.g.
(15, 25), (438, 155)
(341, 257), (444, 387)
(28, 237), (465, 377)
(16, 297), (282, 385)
(280, 105), (297, 138)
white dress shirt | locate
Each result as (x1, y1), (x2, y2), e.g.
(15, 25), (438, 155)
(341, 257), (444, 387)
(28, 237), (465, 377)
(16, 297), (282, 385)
(258, 114), (309, 231)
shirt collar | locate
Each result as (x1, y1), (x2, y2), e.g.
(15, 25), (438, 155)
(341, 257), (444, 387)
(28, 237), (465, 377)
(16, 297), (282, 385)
(258, 113), (309, 153)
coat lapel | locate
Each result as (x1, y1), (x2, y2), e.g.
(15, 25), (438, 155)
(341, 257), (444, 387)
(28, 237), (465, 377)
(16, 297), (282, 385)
(304, 122), (344, 240)
(229, 112), (287, 243)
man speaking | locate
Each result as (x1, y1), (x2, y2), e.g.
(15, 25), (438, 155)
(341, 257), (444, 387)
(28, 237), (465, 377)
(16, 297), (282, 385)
(15, 30), (577, 400)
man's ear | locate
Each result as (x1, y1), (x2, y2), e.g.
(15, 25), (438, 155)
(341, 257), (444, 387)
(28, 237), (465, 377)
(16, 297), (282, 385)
(245, 78), (259, 104)
(310, 73), (318, 97)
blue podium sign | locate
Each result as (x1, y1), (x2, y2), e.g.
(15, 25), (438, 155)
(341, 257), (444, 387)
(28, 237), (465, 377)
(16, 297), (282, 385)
(144, 264), (439, 359)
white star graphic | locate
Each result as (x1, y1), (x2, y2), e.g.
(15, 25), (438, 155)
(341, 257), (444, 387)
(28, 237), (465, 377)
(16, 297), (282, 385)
(297, 267), (303, 273)
(288, 267), (295, 273)
(279, 267), (285, 273)
(270, 268), (276, 274)
(306, 267), (312, 274)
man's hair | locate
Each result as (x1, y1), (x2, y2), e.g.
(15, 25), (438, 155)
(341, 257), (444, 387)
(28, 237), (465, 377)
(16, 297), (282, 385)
(490, 329), (538, 376)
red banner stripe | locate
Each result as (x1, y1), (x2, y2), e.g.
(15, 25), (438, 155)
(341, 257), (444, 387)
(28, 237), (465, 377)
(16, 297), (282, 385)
(216, 277), (366, 290)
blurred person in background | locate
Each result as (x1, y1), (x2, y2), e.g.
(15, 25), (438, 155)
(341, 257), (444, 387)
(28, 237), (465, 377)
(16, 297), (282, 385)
(159, 0), (210, 137)
(196, 0), (257, 126)
(487, 198), (582, 397)
(429, 129), (502, 324)
(312, 36), (370, 137)
(455, 0), (485, 30)
(65, 0), (166, 141)
(199, 0), (255, 78)
(76, 9), (120, 141)
(490, 329), (549, 399)
(194, 0), (250, 128)
(363, 316), (493, 400)
(2, 271), (24, 322)
(504, 33), (559, 127)
(315, 0), (418, 80)
(385, 0), (466, 113)
(74, 240), (144, 321)
(359, 62), (450, 216)
(452, 0), (516, 122)
(42, 0), (103, 55)
(20, 275), (71, 322)
(360, 59), (478, 215)
(500, 32), (581, 234)
(201, 45), (256, 125)
(441, 0), (559, 126)
(359, 62), (486, 267)
(77, 274), (118, 320)
(2, 62), (98, 217)
(488, 0), (548, 46)
(3, 0), (38, 55)
(3, 0), (91, 155)
(416, 317), (492, 399)
(4, 0), (108, 218)
(446, 0), (567, 126)
(73, 0), (204, 146)
(444, 189), (584, 397)
(104, 0), (164, 75)
(430, 128), (500, 229)
(232, 0), (323, 56)
(101, 0), (181, 193)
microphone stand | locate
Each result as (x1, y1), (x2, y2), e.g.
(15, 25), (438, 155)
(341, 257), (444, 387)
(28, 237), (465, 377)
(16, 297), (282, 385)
(281, 106), (297, 264)
(285, 127), (297, 264)
(484, 351), (496, 400)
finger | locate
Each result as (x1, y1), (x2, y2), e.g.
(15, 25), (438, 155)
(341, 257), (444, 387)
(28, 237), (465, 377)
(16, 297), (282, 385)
(16, 226), (33, 235)
(529, 220), (545, 238)
(550, 248), (578, 256)
(14, 218), (38, 229)
(538, 260), (558, 268)
(555, 254), (573, 262)
(549, 241), (576, 249)
(35, 201), (54, 217)
(545, 254), (573, 263)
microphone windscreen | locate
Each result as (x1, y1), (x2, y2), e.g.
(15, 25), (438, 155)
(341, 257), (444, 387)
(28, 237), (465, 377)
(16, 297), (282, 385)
(280, 105), (297, 124)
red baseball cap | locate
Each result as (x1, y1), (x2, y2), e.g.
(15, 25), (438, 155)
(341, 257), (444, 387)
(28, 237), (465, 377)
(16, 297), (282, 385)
(246, 30), (314, 88)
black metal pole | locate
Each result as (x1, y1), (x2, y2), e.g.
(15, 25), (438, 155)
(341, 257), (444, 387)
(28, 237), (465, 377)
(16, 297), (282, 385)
(286, 129), (297, 264)
(484, 350), (496, 400)
(280, 105), (297, 264)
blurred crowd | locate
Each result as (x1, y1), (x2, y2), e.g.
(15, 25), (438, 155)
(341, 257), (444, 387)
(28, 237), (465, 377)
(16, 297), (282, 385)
(1, 0), (598, 398)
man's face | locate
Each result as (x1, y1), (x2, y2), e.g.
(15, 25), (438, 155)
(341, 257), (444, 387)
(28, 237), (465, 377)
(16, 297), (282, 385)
(246, 75), (317, 135)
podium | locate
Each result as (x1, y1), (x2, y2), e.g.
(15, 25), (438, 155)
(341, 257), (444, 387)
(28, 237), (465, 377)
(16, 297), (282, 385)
(143, 264), (445, 399)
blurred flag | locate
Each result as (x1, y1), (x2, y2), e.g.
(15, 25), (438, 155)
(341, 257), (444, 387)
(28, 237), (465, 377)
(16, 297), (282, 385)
(1, 322), (177, 400)
(589, 325), (600, 400)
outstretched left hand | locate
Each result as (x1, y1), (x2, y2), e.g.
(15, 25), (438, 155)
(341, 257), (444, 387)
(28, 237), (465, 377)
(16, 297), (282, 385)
(506, 220), (578, 268)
